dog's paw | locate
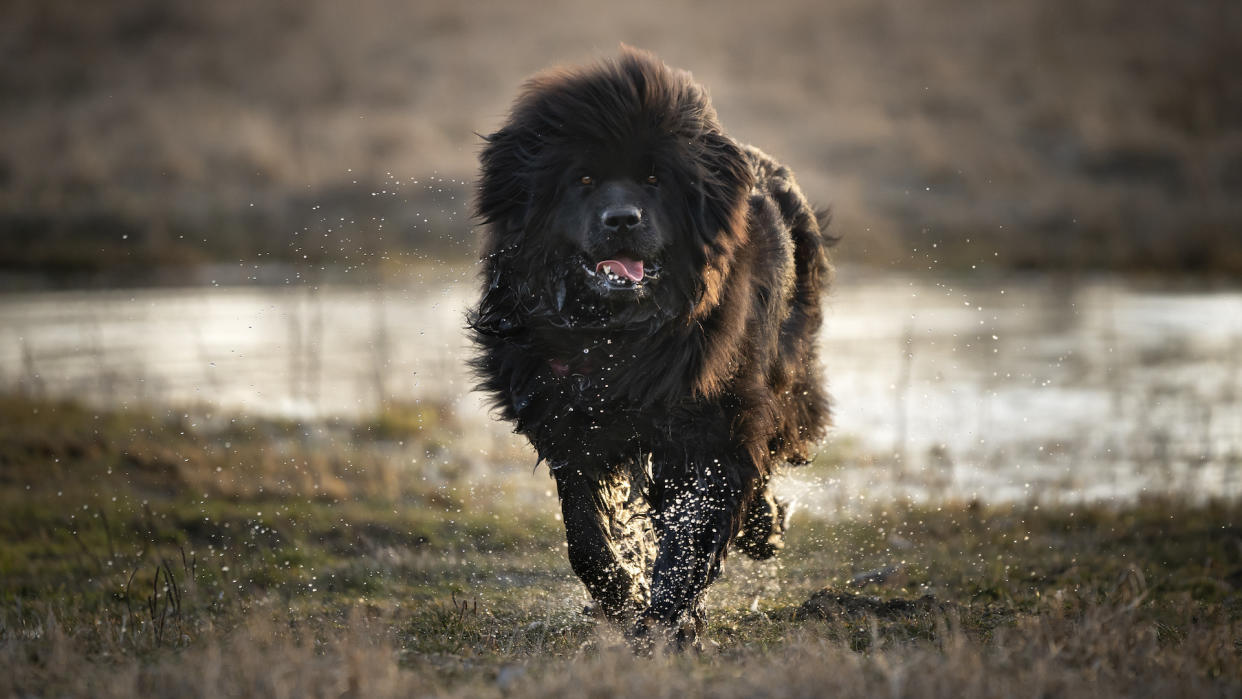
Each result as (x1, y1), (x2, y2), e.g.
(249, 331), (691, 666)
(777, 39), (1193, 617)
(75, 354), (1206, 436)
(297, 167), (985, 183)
(735, 491), (792, 560)
(627, 609), (706, 654)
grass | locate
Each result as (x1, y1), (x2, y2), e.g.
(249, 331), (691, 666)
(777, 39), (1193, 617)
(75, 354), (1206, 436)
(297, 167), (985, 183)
(1, 392), (1240, 697)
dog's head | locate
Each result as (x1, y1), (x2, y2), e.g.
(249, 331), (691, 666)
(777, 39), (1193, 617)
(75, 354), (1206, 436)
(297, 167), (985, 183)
(476, 47), (754, 325)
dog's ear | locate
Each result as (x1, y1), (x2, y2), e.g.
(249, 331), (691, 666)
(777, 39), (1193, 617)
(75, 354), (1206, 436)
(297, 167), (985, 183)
(695, 131), (753, 243)
(689, 131), (754, 318)
(476, 126), (533, 242)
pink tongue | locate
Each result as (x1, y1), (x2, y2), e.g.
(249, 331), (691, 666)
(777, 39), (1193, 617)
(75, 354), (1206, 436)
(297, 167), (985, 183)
(595, 257), (644, 282)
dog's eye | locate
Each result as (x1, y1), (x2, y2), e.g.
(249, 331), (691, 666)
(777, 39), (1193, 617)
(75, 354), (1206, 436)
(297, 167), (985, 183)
(580, 175), (593, 186)
(646, 175), (658, 185)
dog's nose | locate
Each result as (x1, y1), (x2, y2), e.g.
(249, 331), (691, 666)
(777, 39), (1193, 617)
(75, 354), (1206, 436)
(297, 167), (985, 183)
(601, 205), (641, 231)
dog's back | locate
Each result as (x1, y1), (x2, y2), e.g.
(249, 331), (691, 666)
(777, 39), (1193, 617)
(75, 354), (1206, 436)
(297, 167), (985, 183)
(741, 146), (834, 465)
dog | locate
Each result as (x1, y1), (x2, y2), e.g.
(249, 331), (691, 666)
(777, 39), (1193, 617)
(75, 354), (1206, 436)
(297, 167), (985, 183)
(468, 47), (833, 647)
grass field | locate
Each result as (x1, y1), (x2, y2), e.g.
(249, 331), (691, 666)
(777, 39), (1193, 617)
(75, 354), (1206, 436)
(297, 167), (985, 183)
(2, 393), (1239, 697)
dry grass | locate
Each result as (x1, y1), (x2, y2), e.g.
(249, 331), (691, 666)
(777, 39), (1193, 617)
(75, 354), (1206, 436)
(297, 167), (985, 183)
(1, 392), (1240, 696)
(2, 0), (1241, 279)
(0, 395), (472, 501)
(5, 599), (1238, 698)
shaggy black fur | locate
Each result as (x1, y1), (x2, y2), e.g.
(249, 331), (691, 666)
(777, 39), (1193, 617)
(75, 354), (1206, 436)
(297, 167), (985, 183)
(468, 48), (834, 647)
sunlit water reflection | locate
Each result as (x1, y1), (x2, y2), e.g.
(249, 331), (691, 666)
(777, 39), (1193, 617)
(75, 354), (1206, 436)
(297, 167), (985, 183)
(2, 266), (1240, 509)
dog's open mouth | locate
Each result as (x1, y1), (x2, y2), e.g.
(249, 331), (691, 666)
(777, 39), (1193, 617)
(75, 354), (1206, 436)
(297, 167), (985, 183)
(582, 255), (659, 292)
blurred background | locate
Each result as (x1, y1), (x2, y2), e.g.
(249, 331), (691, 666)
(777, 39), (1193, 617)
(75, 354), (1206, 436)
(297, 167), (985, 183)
(2, 0), (1241, 505)
(3, 0), (1241, 281)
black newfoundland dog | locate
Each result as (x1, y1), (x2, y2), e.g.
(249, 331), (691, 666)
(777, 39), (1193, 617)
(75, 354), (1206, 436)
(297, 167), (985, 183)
(469, 48), (834, 647)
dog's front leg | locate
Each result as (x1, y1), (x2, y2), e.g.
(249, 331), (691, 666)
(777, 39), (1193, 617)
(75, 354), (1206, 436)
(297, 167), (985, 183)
(636, 459), (749, 648)
(553, 464), (650, 623)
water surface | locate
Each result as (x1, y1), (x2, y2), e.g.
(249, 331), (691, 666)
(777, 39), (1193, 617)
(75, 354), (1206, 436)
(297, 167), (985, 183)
(3, 268), (1239, 508)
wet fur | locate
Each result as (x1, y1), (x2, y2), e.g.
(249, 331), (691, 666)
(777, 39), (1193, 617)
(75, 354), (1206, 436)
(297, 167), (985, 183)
(469, 48), (834, 644)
